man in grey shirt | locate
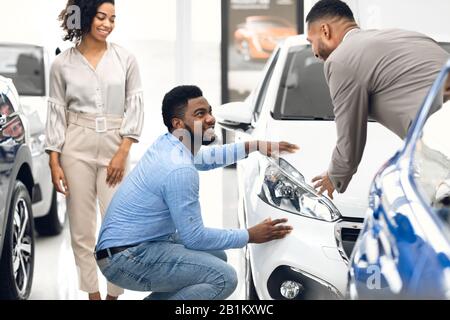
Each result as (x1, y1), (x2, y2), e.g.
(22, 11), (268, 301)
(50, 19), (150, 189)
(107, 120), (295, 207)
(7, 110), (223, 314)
(306, 0), (450, 198)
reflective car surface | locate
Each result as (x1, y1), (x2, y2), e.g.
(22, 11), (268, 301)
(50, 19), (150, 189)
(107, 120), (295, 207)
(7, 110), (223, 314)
(348, 59), (450, 299)
(0, 43), (66, 237)
(0, 76), (35, 300)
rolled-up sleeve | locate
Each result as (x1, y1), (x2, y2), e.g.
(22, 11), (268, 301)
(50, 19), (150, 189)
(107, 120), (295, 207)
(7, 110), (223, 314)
(120, 54), (144, 142)
(325, 61), (369, 193)
(163, 167), (249, 251)
(45, 60), (67, 154)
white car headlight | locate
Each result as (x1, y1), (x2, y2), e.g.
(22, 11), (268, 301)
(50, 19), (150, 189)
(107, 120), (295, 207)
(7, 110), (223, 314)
(259, 157), (341, 222)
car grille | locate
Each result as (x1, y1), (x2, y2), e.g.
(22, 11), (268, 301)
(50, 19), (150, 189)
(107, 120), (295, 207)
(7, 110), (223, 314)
(334, 219), (364, 263)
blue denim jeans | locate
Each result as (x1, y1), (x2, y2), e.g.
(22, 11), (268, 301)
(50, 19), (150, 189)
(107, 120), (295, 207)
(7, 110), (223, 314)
(96, 236), (238, 300)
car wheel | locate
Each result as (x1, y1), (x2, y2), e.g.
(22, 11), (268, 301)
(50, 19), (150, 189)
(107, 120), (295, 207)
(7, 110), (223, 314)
(241, 40), (251, 62)
(0, 181), (34, 300)
(245, 247), (259, 300)
(34, 188), (66, 236)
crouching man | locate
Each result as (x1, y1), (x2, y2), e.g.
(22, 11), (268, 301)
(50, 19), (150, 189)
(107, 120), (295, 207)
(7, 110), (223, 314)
(95, 85), (299, 300)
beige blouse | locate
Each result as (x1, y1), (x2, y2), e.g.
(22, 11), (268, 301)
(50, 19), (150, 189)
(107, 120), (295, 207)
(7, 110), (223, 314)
(45, 42), (144, 153)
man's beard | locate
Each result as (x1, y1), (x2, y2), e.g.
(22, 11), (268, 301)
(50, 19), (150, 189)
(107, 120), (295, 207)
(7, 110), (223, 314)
(317, 39), (332, 61)
(185, 123), (216, 147)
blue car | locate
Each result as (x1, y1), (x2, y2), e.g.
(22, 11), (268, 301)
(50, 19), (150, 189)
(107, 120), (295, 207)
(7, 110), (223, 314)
(348, 59), (450, 299)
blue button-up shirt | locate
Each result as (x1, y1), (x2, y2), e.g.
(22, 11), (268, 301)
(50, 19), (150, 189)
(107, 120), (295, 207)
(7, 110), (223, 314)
(97, 133), (249, 251)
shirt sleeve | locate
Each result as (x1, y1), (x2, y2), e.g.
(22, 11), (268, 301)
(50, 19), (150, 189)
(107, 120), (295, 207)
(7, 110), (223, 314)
(324, 60), (369, 193)
(119, 53), (144, 142)
(194, 142), (247, 171)
(162, 167), (249, 251)
(45, 59), (67, 154)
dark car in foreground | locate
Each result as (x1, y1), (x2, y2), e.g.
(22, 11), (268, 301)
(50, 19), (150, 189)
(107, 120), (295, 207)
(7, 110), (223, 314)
(0, 76), (35, 299)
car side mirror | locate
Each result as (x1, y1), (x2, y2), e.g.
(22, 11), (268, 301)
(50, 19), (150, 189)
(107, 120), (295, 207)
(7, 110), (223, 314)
(215, 101), (253, 131)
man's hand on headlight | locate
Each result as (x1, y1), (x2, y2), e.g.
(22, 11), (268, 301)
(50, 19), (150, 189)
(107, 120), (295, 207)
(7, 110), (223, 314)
(312, 172), (335, 200)
(247, 218), (293, 244)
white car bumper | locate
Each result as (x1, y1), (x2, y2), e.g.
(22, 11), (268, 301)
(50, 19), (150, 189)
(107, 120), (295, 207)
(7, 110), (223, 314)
(246, 196), (361, 299)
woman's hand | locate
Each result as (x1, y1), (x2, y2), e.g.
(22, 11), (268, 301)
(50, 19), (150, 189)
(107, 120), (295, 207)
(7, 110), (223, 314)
(106, 150), (128, 188)
(106, 137), (134, 188)
(49, 152), (69, 196)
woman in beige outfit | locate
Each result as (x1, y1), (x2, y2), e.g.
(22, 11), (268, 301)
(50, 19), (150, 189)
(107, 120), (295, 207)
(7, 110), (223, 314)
(45, 0), (144, 300)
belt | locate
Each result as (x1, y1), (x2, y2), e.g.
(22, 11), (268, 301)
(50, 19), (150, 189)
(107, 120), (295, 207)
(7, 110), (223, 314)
(94, 245), (135, 260)
(68, 111), (123, 133)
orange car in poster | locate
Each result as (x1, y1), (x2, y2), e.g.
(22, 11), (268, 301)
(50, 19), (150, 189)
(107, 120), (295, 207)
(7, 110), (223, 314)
(234, 16), (297, 61)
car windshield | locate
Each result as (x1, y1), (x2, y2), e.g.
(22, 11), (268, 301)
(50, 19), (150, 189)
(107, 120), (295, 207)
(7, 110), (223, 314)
(0, 44), (45, 96)
(273, 45), (334, 120)
(273, 43), (450, 121)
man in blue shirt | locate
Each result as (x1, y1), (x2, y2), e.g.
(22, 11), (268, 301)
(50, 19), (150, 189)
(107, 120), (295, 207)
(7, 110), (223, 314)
(95, 85), (298, 300)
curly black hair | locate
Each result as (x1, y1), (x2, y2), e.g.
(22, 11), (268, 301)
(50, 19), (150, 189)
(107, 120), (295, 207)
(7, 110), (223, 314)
(59, 0), (115, 42)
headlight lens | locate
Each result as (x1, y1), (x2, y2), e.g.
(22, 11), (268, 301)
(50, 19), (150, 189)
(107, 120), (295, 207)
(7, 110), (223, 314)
(258, 157), (341, 222)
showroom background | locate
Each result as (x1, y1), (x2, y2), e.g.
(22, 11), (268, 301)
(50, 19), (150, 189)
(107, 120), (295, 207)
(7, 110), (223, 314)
(0, 0), (449, 300)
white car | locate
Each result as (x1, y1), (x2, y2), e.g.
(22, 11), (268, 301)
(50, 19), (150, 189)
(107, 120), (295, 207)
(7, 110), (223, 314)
(0, 43), (65, 236)
(215, 35), (404, 299)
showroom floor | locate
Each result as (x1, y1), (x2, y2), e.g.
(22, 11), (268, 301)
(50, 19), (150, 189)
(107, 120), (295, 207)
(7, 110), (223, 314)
(30, 167), (245, 300)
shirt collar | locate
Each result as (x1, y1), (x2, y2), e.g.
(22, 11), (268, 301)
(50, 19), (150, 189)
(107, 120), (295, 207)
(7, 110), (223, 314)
(165, 132), (194, 161)
(342, 28), (360, 42)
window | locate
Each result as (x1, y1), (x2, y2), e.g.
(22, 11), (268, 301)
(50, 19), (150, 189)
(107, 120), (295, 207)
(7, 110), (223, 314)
(272, 42), (450, 121)
(0, 45), (45, 96)
(273, 45), (334, 120)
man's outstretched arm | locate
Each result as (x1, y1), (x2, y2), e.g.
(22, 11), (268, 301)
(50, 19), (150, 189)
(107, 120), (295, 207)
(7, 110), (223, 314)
(194, 141), (299, 171)
(162, 167), (293, 251)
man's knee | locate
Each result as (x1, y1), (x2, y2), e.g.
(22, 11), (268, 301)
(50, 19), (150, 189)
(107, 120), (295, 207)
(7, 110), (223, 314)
(214, 263), (238, 299)
(209, 250), (227, 262)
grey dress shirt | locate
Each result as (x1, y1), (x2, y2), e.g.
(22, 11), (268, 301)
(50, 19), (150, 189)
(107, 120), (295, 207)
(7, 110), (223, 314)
(45, 42), (144, 153)
(324, 29), (449, 193)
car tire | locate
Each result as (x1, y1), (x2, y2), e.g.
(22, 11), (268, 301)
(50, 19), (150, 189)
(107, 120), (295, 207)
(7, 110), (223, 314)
(34, 188), (66, 236)
(0, 181), (34, 300)
(245, 247), (259, 300)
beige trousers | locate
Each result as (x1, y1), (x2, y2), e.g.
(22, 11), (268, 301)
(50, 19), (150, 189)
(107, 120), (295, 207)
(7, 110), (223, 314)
(60, 112), (128, 296)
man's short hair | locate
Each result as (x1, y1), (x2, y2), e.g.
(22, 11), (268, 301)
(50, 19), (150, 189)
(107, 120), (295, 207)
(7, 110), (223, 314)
(162, 85), (203, 131)
(306, 0), (355, 24)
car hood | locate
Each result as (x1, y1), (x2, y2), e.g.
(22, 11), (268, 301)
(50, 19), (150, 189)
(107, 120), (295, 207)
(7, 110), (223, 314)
(265, 120), (403, 218)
